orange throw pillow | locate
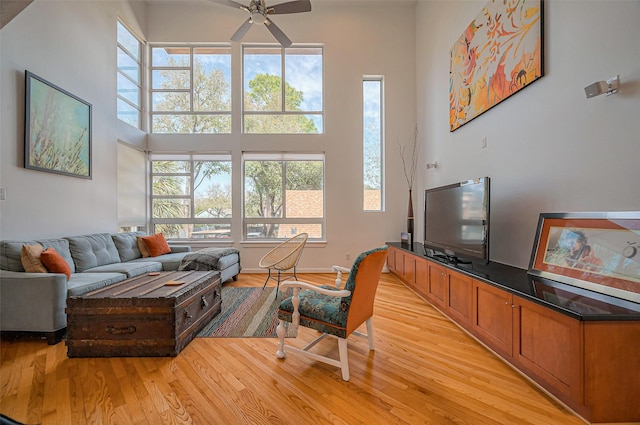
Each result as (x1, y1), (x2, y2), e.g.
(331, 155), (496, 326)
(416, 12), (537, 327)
(21, 244), (48, 273)
(141, 233), (171, 257)
(40, 248), (71, 280)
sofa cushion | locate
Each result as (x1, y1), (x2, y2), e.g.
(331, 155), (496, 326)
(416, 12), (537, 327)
(82, 261), (162, 278)
(21, 244), (47, 273)
(1, 238), (75, 273)
(111, 231), (145, 262)
(66, 233), (121, 272)
(128, 252), (189, 271)
(41, 248), (72, 280)
(67, 272), (127, 297)
(141, 233), (171, 257)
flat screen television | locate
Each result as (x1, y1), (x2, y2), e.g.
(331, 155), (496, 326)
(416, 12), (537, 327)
(423, 177), (490, 264)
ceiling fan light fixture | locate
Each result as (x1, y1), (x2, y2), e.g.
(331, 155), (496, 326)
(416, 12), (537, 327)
(251, 13), (266, 25)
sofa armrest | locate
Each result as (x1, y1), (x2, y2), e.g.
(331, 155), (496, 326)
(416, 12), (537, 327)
(0, 270), (68, 333)
(169, 245), (191, 253)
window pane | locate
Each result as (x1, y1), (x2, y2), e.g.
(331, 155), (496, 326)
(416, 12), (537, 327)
(152, 47), (190, 67)
(286, 160), (323, 218)
(363, 79), (383, 211)
(153, 198), (191, 218)
(285, 47), (322, 111)
(117, 22), (140, 59)
(152, 176), (191, 196)
(152, 160), (190, 173)
(193, 48), (231, 112)
(152, 114), (231, 134)
(194, 160), (232, 218)
(152, 70), (190, 90)
(244, 160), (283, 219)
(117, 48), (140, 83)
(153, 224), (192, 239)
(243, 114), (321, 134)
(152, 92), (190, 111)
(244, 47), (282, 112)
(245, 223), (322, 239)
(117, 73), (140, 106)
(192, 223), (231, 239)
(117, 98), (139, 128)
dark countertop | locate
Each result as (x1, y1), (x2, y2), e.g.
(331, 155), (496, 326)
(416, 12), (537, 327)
(387, 242), (640, 321)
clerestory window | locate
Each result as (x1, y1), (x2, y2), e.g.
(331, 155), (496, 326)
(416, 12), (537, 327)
(150, 45), (232, 134)
(243, 45), (323, 134)
(117, 20), (143, 129)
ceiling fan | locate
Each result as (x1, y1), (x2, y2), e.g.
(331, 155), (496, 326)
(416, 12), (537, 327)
(211, 0), (311, 48)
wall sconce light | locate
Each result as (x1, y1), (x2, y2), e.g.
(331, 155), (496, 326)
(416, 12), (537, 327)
(426, 162), (438, 169)
(584, 75), (619, 98)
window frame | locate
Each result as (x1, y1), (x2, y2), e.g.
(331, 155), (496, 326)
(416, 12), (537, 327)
(150, 153), (232, 240)
(117, 19), (144, 129)
(242, 44), (324, 134)
(149, 44), (232, 134)
(242, 152), (325, 241)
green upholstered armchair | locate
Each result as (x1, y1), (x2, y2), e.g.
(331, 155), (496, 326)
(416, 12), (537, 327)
(275, 245), (389, 381)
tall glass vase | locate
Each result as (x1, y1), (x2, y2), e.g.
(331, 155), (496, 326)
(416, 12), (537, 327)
(407, 189), (414, 247)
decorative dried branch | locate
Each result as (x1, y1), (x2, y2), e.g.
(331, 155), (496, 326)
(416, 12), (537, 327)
(397, 125), (421, 191)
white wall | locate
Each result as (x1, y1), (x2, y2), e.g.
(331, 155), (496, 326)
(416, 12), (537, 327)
(0, 0), (146, 240)
(415, 0), (640, 269)
(144, 1), (417, 270)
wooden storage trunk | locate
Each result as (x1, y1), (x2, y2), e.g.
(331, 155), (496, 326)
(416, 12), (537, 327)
(66, 271), (221, 357)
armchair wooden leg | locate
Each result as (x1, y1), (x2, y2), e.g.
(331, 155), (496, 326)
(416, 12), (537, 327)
(365, 318), (375, 350)
(337, 338), (350, 381)
(276, 319), (287, 358)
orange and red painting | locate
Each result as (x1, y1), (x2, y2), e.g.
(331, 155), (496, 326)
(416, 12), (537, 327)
(449, 0), (543, 131)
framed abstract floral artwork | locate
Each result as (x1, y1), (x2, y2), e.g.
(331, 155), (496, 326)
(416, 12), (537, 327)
(25, 70), (92, 179)
(449, 0), (544, 131)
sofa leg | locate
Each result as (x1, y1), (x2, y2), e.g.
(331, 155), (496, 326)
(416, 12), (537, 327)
(233, 274), (238, 281)
(45, 329), (65, 345)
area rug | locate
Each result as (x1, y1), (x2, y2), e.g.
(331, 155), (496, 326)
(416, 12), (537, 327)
(197, 287), (296, 338)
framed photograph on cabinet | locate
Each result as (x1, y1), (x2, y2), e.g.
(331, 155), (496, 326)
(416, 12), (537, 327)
(528, 212), (640, 303)
(24, 70), (92, 179)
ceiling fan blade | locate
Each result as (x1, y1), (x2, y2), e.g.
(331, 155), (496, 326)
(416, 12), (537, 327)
(264, 18), (292, 47)
(231, 18), (253, 42)
(270, 0), (311, 15)
(209, 0), (248, 11)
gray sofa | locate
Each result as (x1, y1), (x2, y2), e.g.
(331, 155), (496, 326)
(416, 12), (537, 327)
(0, 231), (191, 344)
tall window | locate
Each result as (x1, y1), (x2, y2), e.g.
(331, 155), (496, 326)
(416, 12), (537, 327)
(243, 46), (323, 134)
(243, 153), (324, 240)
(150, 154), (232, 239)
(363, 77), (384, 211)
(117, 20), (143, 129)
(150, 45), (231, 134)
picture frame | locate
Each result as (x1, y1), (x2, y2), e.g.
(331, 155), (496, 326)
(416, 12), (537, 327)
(449, 0), (544, 131)
(528, 212), (640, 303)
(25, 70), (92, 179)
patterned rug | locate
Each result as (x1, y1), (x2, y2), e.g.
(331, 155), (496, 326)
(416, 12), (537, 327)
(197, 287), (296, 338)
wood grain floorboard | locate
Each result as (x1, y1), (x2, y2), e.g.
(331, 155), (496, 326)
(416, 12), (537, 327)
(0, 272), (586, 424)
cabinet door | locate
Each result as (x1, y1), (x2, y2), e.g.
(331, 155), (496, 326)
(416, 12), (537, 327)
(414, 257), (429, 298)
(387, 247), (397, 273)
(513, 296), (583, 403)
(446, 271), (473, 326)
(472, 280), (513, 358)
(427, 263), (448, 308)
(403, 254), (416, 285)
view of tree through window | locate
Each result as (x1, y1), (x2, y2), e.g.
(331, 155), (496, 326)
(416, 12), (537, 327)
(244, 154), (324, 239)
(363, 78), (384, 211)
(151, 154), (231, 238)
(150, 46), (232, 133)
(243, 46), (323, 134)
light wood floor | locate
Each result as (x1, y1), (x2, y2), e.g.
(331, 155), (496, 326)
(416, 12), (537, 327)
(1, 273), (585, 425)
